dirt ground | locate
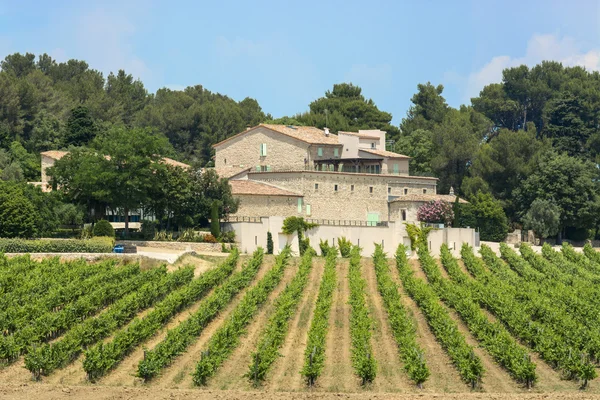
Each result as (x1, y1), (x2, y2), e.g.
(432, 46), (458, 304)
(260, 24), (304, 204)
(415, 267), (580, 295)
(2, 384), (600, 400)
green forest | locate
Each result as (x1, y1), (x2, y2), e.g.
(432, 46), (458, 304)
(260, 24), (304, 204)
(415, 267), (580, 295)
(1, 52), (600, 241)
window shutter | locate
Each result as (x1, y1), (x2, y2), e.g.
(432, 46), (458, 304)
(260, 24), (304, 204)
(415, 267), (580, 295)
(318, 147), (323, 157)
(256, 166), (261, 172)
(306, 204), (311, 216)
(297, 198), (302, 213)
(334, 148), (339, 157)
(266, 165), (271, 172)
(393, 164), (399, 174)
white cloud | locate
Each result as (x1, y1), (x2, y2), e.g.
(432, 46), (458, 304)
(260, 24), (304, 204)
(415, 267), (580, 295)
(345, 63), (393, 88)
(464, 34), (600, 101)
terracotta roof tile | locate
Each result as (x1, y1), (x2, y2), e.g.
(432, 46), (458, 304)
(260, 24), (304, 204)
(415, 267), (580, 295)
(215, 166), (251, 179)
(390, 194), (468, 203)
(359, 149), (411, 159)
(40, 150), (69, 160)
(161, 157), (191, 169)
(213, 124), (342, 148)
(338, 131), (381, 140)
(229, 180), (302, 197)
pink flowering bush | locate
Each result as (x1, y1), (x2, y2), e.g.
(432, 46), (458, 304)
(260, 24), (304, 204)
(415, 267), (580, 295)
(417, 200), (454, 225)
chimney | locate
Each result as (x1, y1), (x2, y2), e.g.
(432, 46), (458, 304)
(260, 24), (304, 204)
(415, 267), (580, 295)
(324, 127), (330, 136)
(449, 186), (455, 196)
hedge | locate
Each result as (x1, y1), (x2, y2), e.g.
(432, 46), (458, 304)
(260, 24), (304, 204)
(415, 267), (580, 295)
(0, 237), (115, 253)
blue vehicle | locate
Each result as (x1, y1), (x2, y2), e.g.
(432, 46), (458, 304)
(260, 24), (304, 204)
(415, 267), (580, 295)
(113, 244), (125, 254)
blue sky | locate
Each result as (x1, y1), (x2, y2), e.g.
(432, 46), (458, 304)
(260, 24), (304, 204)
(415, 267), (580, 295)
(0, 0), (599, 123)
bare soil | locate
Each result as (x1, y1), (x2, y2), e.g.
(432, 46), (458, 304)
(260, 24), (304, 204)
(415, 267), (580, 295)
(264, 257), (324, 391)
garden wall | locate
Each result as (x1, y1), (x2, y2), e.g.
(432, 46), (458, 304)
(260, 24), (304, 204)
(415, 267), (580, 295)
(117, 240), (230, 252)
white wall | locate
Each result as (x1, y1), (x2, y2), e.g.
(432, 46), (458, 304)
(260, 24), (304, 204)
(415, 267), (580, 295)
(226, 217), (476, 258)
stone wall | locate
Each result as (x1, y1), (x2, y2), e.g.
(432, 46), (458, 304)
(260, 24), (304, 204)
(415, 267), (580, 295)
(307, 144), (343, 166)
(41, 155), (55, 184)
(234, 194), (301, 218)
(117, 241), (229, 252)
(247, 171), (438, 222)
(214, 126), (309, 171)
(389, 201), (421, 222)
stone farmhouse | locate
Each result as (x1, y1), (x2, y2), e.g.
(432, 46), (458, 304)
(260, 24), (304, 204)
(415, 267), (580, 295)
(214, 124), (475, 255)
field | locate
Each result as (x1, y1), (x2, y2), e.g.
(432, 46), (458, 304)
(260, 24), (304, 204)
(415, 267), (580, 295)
(2, 242), (600, 400)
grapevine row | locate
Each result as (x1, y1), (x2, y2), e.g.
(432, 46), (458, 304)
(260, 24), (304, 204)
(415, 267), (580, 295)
(461, 245), (596, 386)
(136, 248), (265, 381)
(428, 244), (537, 387)
(0, 263), (153, 363)
(372, 244), (429, 387)
(301, 248), (338, 386)
(348, 246), (376, 384)
(561, 243), (600, 276)
(396, 244), (483, 388)
(247, 249), (313, 384)
(541, 243), (600, 284)
(192, 246), (292, 385)
(24, 266), (194, 379)
(82, 250), (239, 381)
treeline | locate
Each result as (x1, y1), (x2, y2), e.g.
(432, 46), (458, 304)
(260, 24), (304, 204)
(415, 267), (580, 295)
(1, 52), (600, 240)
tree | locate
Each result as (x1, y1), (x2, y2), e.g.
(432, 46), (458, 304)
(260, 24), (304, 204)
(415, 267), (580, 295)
(55, 203), (84, 230)
(187, 169), (239, 226)
(515, 151), (600, 241)
(452, 197), (477, 228)
(210, 201), (221, 238)
(522, 199), (560, 240)
(66, 106), (97, 146)
(470, 191), (509, 242)
(0, 182), (39, 238)
(282, 216), (317, 255)
(266, 232), (274, 254)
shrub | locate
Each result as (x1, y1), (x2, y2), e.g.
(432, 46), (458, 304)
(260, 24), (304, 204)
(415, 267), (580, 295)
(338, 237), (352, 258)
(93, 220), (115, 238)
(80, 225), (93, 239)
(266, 232), (273, 254)
(417, 200), (454, 225)
(523, 199), (560, 240)
(219, 231), (236, 243)
(453, 197), (476, 228)
(0, 237), (114, 253)
(319, 239), (331, 257)
(203, 234), (218, 243)
(153, 230), (174, 241)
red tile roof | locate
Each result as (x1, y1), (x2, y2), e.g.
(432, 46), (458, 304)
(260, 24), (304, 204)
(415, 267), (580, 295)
(359, 148), (411, 159)
(229, 180), (302, 197)
(390, 194), (468, 203)
(213, 124), (342, 148)
(41, 151), (190, 169)
(338, 131), (381, 140)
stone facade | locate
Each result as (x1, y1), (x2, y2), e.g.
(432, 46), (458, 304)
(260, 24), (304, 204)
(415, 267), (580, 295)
(389, 201), (421, 223)
(243, 171), (438, 222)
(214, 126), (311, 171)
(41, 154), (56, 184)
(234, 194), (301, 218)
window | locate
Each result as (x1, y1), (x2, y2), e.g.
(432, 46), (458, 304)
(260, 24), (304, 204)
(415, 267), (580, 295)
(306, 204), (311, 216)
(371, 142), (375, 149)
(260, 143), (267, 156)
(393, 163), (399, 174)
(318, 147), (323, 157)
(315, 183), (319, 190)
(297, 198), (303, 213)
(351, 184), (355, 191)
(401, 210), (407, 221)
(334, 184), (338, 192)
(334, 148), (339, 158)
(404, 188), (408, 195)
(369, 186), (374, 193)
(388, 187), (391, 194)
(423, 189), (427, 194)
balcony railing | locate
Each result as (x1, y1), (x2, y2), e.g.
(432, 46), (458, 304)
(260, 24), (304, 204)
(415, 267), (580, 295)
(305, 219), (389, 227)
(248, 165), (410, 176)
(223, 216), (263, 223)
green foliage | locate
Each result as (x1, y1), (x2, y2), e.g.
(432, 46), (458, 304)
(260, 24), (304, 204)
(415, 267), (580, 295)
(452, 197), (477, 228)
(302, 249), (337, 385)
(470, 191), (509, 242)
(140, 220), (158, 240)
(136, 249), (264, 381)
(404, 223), (434, 251)
(192, 247), (291, 385)
(246, 250), (313, 384)
(0, 237), (114, 253)
(82, 251), (238, 381)
(523, 199), (561, 239)
(319, 239), (332, 257)
(337, 236), (352, 258)
(54, 203), (84, 228)
(0, 181), (38, 238)
(24, 267), (193, 379)
(282, 216), (317, 256)
(66, 106), (97, 146)
(93, 219), (115, 238)
(266, 231), (273, 254)
(210, 201), (221, 238)
(373, 244), (429, 386)
(348, 246), (377, 384)
(396, 244), (483, 388)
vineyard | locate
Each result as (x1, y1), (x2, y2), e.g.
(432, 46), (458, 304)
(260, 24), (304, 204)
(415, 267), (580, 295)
(2, 242), (600, 399)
